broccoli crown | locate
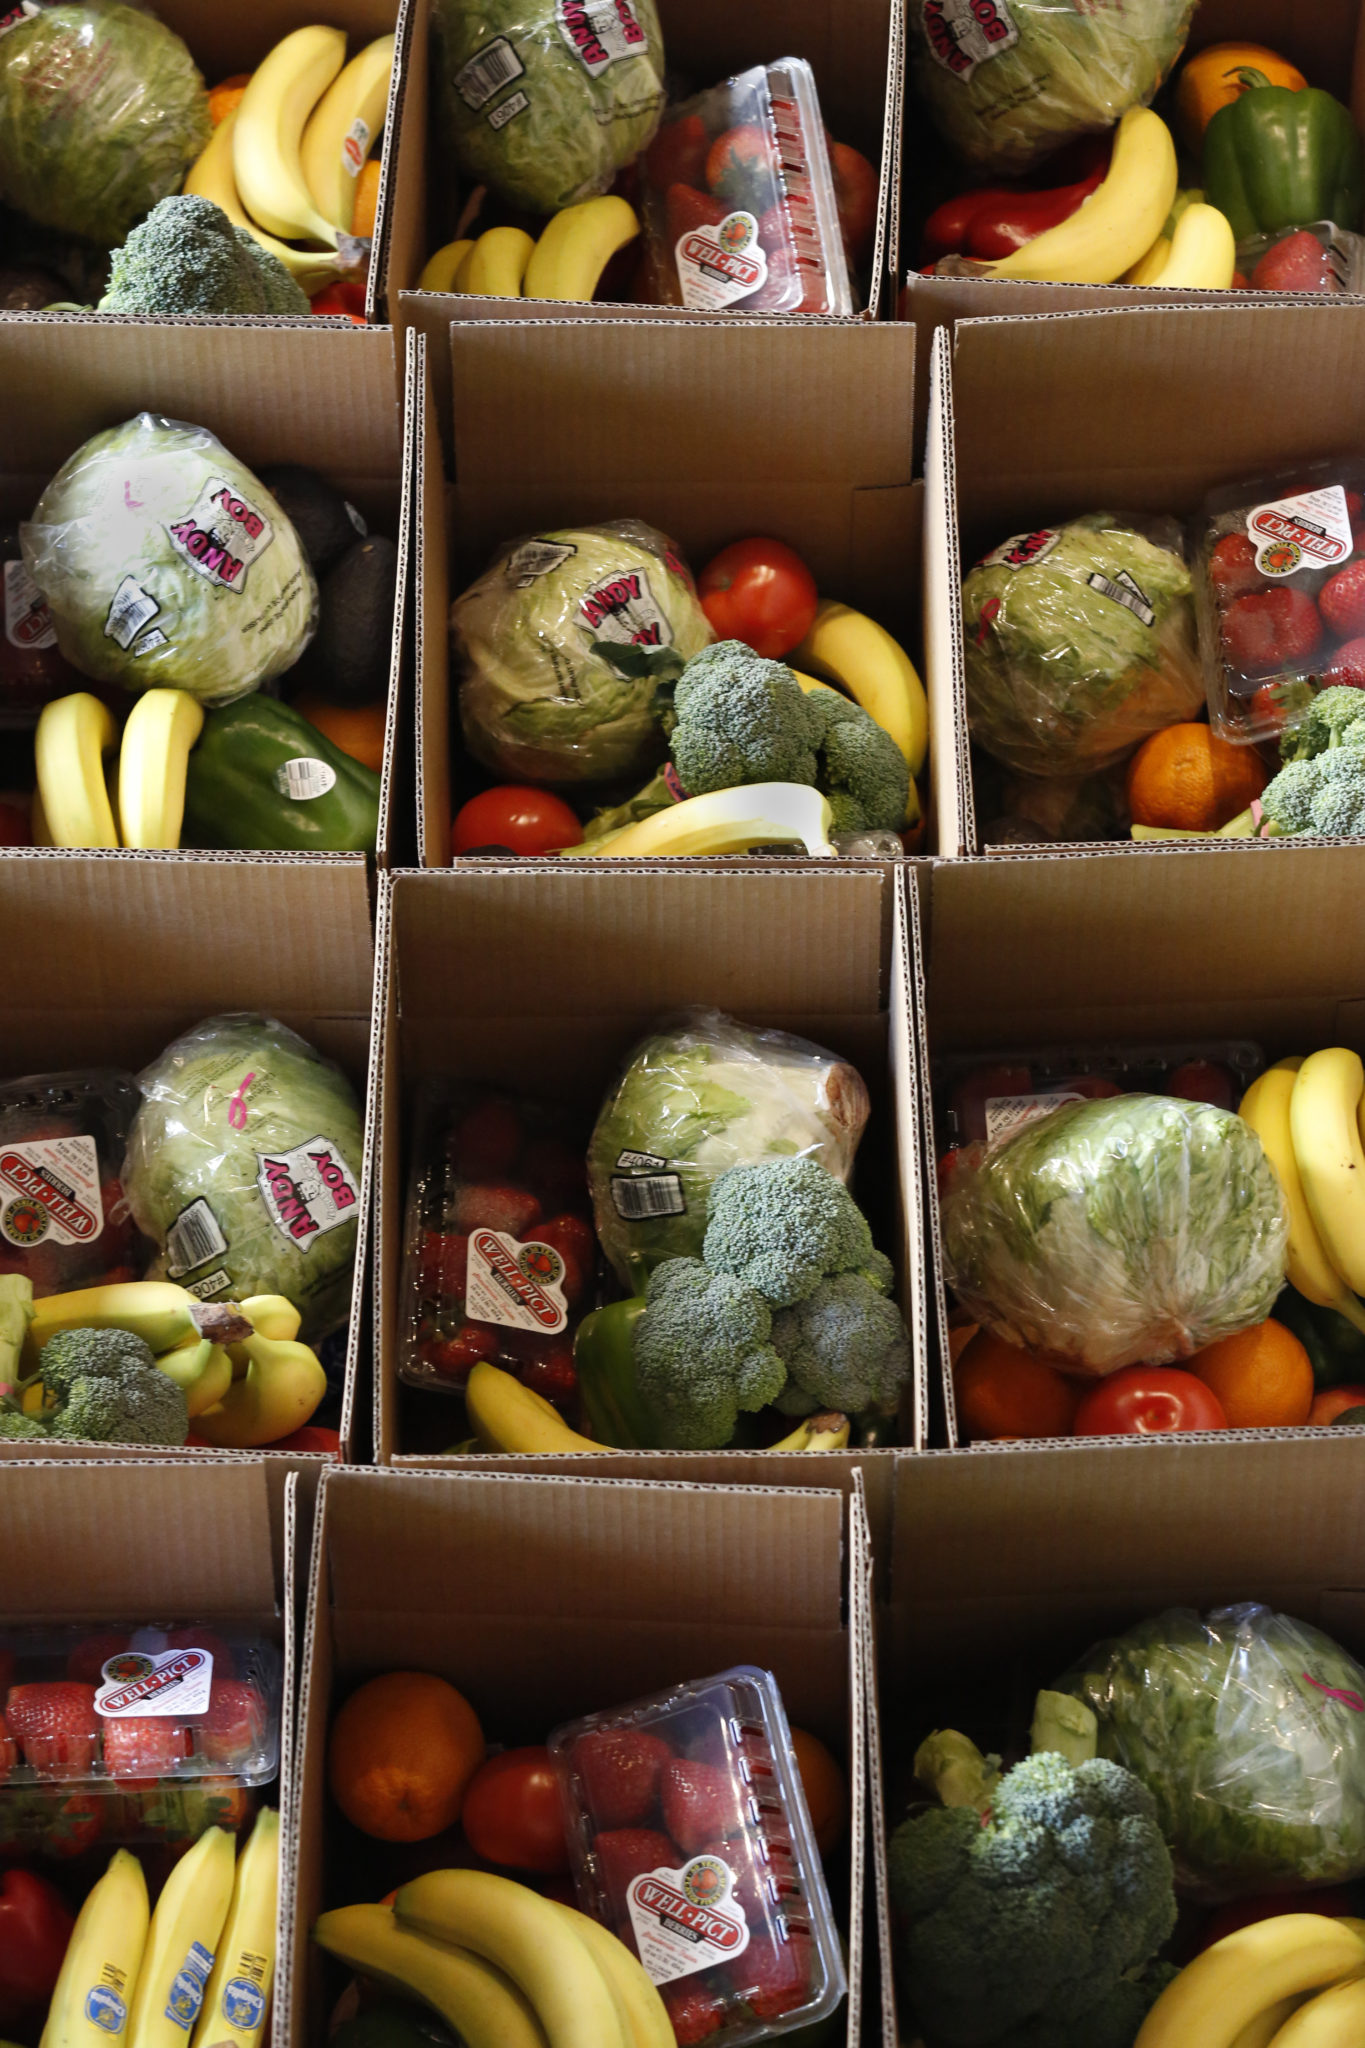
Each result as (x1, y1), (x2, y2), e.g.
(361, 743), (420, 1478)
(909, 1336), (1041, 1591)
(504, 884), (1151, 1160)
(0, 1409), (47, 1439)
(1260, 750), (1365, 838)
(668, 642), (822, 795)
(633, 1258), (787, 1448)
(807, 686), (910, 831)
(889, 1752), (1177, 2048)
(770, 1271), (910, 1416)
(38, 1327), (188, 1447)
(100, 195), (309, 318)
(703, 1156), (891, 1309)
(1261, 756), (1325, 835)
(1280, 685), (1365, 764)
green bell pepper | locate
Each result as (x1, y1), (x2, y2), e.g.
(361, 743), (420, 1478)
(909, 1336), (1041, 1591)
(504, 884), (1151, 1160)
(1203, 81), (1365, 241)
(574, 1299), (657, 1449)
(183, 694), (381, 854)
(1273, 1286), (1365, 1390)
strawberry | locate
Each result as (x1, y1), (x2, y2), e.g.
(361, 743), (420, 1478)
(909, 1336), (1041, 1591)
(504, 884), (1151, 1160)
(665, 183), (728, 247)
(1252, 230), (1334, 293)
(1208, 532), (1264, 602)
(195, 1681), (265, 1768)
(65, 1631), (131, 1685)
(0, 1710), (15, 1777)
(705, 123), (777, 210)
(575, 1728), (673, 1828)
(645, 113), (710, 193)
(415, 1230), (469, 1302)
(529, 1214), (595, 1305)
(163, 1630), (238, 1680)
(730, 1927), (813, 2019)
(516, 1347), (578, 1409)
(38, 1790), (102, 1859)
(1320, 561), (1365, 638)
(453, 1097), (523, 1177)
(593, 1827), (678, 1913)
(6, 1684), (98, 1778)
(420, 1322), (503, 1383)
(451, 1184), (542, 1237)
(661, 1759), (749, 1855)
(662, 1979), (727, 2043)
(102, 1716), (190, 1779)
(1327, 637), (1365, 689)
(1220, 587), (1322, 676)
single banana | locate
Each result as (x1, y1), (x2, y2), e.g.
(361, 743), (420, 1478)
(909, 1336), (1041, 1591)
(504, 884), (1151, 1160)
(456, 227), (536, 298)
(190, 1808), (280, 2048)
(558, 782), (837, 859)
(1140, 202), (1236, 289)
(1291, 1051), (1365, 1296)
(193, 1331), (326, 1448)
(1240, 1062), (1365, 1332)
(299, 34), (395, 235)
(791, 601), (929, 775)
(118, 689), (204, 850)
(523, 196), (639, 302)
(1135, 1916), (1365, 2048)
(466, 1362), (603, 1455)
(418, 238), (474, 291)
(1231, 1999), (1306, 2048)
(770, 1410), (851, 1451)
(239, 1296), (302, 1343)
(545, 1903), (671, 2048)
(186, 106), (342, 293)
(233, 27), (345, 248)
(26, 1282), (251, 1366)
(1122, 235), (1172, 285)
(45, 1849), (149, 2048)
(1267, 1974), (1365, 2047)
(156, 1338), (235, 1418)
(35, 694), (119, 849)
(988, 106), (1178, 284)
(394, 1870), (624, 2048)
(311, 1904), (545, 2048)
(128, 1827), (236, 2048)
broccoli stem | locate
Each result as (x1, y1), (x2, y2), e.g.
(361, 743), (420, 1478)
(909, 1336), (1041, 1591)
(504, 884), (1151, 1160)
(913, 1728), (1001, 1814)
(1131, 808), (1264, 841)
(1030, 1690), (1098, 1766)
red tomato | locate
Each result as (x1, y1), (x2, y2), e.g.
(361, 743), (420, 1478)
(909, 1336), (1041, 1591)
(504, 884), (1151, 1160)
(1199, 1889), (1355, 1950)
(461, 1748), (571, 1874)
(0, 1868), (74, 2023)
(452, 787), (583, 857)
(1167, 1060), (1236, 1110)
(1074, 1367), (1228, 1437)
(698, 539), (818, 658)
(1310, 1384), (1365, 1425)
(310, 279), (368, 324)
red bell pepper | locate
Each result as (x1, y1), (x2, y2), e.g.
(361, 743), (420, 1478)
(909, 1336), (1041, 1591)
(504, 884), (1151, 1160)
(922, 136), (1110, 264)
(0, 1869), (74, 2027)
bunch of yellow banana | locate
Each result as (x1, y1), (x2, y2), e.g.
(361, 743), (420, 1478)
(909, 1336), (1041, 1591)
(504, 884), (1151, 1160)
(984, 106), (1178, 286)
(1135, 1912), (1365, 2048)
(315, 1867), (673, 2048)
(1123, 195), (1237, 291)
(422, 195), (640, 302)
(35, 689), (204, 851)
(559, 781), (839, 860)
(1239, 1054), (1365, 1339)
(462, 1360), (850, 1454)
(43, 1850), (149, 2048)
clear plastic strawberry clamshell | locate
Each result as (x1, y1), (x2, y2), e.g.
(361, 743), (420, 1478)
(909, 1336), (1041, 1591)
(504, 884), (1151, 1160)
(549, 1665), (846, 2045)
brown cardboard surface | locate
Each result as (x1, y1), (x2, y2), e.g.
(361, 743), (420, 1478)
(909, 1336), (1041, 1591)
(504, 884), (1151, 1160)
(415, 316), (921, 864)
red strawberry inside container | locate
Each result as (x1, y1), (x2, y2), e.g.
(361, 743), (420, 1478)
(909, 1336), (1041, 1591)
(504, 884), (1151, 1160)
(163, 1630), (238, 1680)
(102, 1716), (190, 1779)
(728, 1925), (814, 2020)
(593, 1827), (679, 1919)
(662, 1978), (727, 2043)
(0, 1710), (15, 1777)
(1220, 587), (1322, 677)
(195, 1681), (266, 1768)
(1208, 532), (1264, 602)
(1326, 636), (1365, 689)
(575, 1727), (673, 1829)
(64, 1632), (131, 1686)
(1320, 561), (1365, 639)
(452, 1185), (542, 1238)
(661, 1758), (749, 1855)
(1252, 229), (1335, 293)
(6, 1683), (98, 1778)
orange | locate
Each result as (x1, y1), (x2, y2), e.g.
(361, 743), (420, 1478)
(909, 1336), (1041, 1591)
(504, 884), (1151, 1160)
(354, 158), (383, 243)
(295, 694), (388, 774)
(790, 1728), (847, 1857)
(327, 1671), (485, 1841)
(1188, 1318), (1313, 1429)
(1126, 722), (1268, 833)
(208, 74), (251, 127)
(954, 1329), (1081, 1442)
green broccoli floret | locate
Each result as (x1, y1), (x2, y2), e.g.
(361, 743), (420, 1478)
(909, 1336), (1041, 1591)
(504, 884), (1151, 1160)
(35, 1328), (189, 1447)
(807, 685), (911, 831)
(100, 196), (310, 318)
(889, 1748), (1177, 2048)
(1279, 684), (1365, 763)
(770, 1272), (910, 1415)
(633, 1258), (787, 1448)
(988, 1965), (1178, 2048)
(667, 642), (823, 794)
(703, 1156), (894, 1309)
(0, 1409), (48, 1439)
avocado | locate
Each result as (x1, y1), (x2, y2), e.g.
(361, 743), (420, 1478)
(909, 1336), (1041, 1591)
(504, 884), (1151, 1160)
(307, 535), (399, 707)
(1331, 1407), (1365, 1427)
(258, 464), (366, 577)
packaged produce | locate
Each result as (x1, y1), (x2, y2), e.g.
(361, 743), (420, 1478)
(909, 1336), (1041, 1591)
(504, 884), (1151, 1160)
(1202, 79), (1365, 242)
(550, 1666), (846, 2043)
(934, 1041), (1260, 1150)
(22, 416), (318, 708)
(0, 1069), (144, 1298)
(961, 514), (1203, 778)
(123, 1015), (364, 1343)
(431, 0), (666, 217)
(1238, 220), (1365, 294)
(451, 519), (713, 786)
(0, 521), (80, 729)
(1059, 1603), (1365, 1896)
(397, 1083), (594, 1400)
(636, 60), (853, 316)
(182, 694), (381, 854)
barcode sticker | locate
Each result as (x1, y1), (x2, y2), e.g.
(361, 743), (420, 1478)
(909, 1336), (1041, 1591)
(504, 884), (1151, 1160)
(611, 1173), (686, 1220)
(506, 538), (576, 587)
(1085, 570), (1155, 629)
(166, 1199), (227, 1278)
(985, 1092), (1085, 1141)
(104, 576), (159, 651)
(455, 35), (525, 109)
(274, 757), (337, 802)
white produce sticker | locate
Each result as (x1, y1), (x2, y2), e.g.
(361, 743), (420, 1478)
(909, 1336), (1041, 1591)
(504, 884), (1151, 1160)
(627, 1855), (751, 1985)
(273, 757), (337, 802)
(0, 1135), (102, 1247)
(577, 567), (674, 649)
(105, 575), (160, 651)
(1086, 568), (1155, 629)
(165, 476), (275, 593)
(675, 210), (768, 311)
(4, 558), (56, 650)
(464, 1228), (569, 1334)
(506, 538), (576, 587)
(920, 0), (1018, 79)
(985, 1092), (1084, 1141)
(556, 0), (648, 76)
(1246, 486), (1353, 578)
(342, 116), (371, 177)
(95, 1645), (213, 1719)
(257, 1135), (359, 1248)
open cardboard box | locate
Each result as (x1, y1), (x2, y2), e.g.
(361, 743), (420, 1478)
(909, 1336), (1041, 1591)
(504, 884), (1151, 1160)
(908, 847), (1365, 1449)
(382, 0), (903, 407)
(408, 315), (927, 866)
(899, 0), (1365, 451)
(369, 857), (932, 1481)
(923, 302), (1365, 856)
(0, 852), (375, 1472)
(872, 1433), (1365, 2045)
(281, 1463), (872, 2046)
(0, 317), (409, 865)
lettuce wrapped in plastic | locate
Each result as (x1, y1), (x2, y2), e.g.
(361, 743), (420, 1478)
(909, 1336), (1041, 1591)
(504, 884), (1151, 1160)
(432, 0), (665, 217)
(962, 515), (1203, 778)
(124, 1015), (364, 1343)
(910, 0), (1194, 175)
(1058, 1604), (1365, 1896)
(452, 519), (713, 785)
(940, 1093), (1287, 1376)
(0, 1), (209, 245)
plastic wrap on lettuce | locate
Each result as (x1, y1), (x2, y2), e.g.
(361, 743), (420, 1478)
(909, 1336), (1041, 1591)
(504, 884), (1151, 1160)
(1059, 1604), (1365, 1897)
(588, 1007), (871, 1287)
(910, 0), (1194, 175)
(961, 515), (1203, 779)
(432, 0), (665, 217)
(0, 1), (209, 245)
(939, 1093), (1287, 1376)
(452, 518), (713, 786)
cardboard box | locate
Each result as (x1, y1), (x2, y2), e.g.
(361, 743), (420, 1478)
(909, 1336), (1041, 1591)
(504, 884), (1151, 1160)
(900, 0), (1365, 449)
(0, 851), (375, 1467)
(907, 846), (1365, 1447)
(922, 302), (1365, 856)
(873, 1432), (1365, 2045)
(281, 1463), (872, 2045)
(383, 0), (902, 393)
(408, 315), (925, 865)
(369, 856), (932, 1469)
(0, 316), (408, 865)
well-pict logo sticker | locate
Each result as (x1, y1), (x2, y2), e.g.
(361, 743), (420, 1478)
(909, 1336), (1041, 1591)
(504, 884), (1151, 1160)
(1247, 487), (1352, 578)
(256, 1136), (359, 1248)
(675, 210), (768, 311)
(96, 1646), (213, 1719)
(465, 1229), (569, 1334)
(626, 1854), (751, 1985)
(165, 476), (275, 593)
(0, 1136), (101, 1246)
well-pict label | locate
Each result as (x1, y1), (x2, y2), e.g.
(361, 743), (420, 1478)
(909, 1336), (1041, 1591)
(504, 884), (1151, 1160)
(627, 1855), (751, 1985)
(273, 757), (337, 802)
(166, 477), (275, 593)
(1247, 487), (1353, 578)
(676, 210), (768, 311)
(556, 0), (646, 76)
(257, 1136), (359, 1247)
(4, 558), (56, 650)
(920, 0), (1018, 79)
(982, 529), (1059, 570)
(0, 1136), (101, 1247)
(96, 1646), (213, 1719)
(577, 567), (674, 648)
(985, 1092), (1085, 1141)
(465, 1228), (569, 1334)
